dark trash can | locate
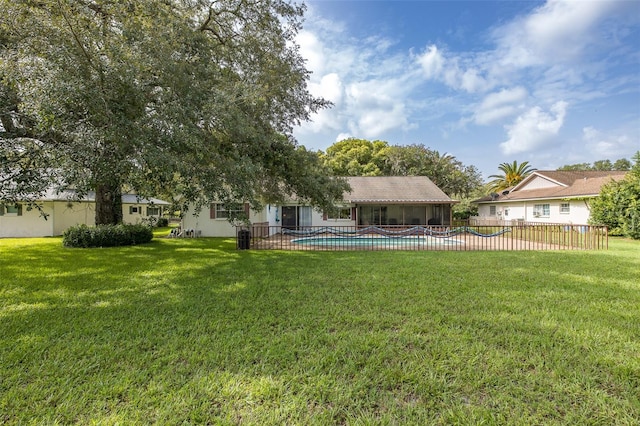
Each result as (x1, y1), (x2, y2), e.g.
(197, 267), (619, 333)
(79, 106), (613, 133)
(238, 229), (251, 250)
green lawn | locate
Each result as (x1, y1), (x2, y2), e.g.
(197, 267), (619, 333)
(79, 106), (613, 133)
(1, 234), (639, 425)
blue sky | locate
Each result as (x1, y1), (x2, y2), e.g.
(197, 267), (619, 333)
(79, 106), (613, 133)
(292, 0), (640, 179)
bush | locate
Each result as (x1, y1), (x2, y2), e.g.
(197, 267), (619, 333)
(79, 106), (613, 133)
(141, 216), (168, 228)
(63, 224), (153, 248)
(590, 151), (640, 240)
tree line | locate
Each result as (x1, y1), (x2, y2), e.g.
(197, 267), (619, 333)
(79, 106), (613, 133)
(318, 138), (483, 198)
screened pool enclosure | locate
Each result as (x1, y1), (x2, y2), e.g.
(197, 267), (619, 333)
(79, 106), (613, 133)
(357, 204), (451, 226)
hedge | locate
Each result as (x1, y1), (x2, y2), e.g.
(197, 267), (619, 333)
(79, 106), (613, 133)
(63, 224), (154, 248)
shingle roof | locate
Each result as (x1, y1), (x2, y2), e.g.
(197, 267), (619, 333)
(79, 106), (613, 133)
(40, 189), (170, 205)
(514, 170), (628, 190)
(345, 176), (455, 203)
(475, 171), (627, 203)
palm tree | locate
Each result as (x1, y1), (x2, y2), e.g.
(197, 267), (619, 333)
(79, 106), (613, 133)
(488, 161), (536, 192)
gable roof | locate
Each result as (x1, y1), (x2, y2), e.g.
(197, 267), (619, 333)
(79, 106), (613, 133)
(345, 176), (456, 204)
(475, 170), (627, 203)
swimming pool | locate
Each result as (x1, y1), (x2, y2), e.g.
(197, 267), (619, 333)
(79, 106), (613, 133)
(291, 235), (464, 247)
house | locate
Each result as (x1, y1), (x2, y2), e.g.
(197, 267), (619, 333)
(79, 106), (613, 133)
(473, 170), (628, 225)
(0, 190), (170, 238)
(181, 176), (458, 237)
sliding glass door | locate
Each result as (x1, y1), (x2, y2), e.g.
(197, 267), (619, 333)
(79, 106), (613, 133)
(281, 206), (312, 229)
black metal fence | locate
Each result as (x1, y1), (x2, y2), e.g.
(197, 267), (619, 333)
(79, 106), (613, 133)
(236, 223), (608, 251)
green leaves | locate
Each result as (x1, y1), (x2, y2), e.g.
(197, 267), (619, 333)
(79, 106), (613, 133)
(321, 138), (390, 176)
(488, 161), (536, 192)
(589, 151), (640, 239)
(1, 0), (335, 224)
(320, 140), (483, 197)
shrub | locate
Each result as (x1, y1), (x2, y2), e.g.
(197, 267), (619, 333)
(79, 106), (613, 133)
(141, 216), (168, 228)
(590, 151), (640, 240)
(63, 224), (153, 248)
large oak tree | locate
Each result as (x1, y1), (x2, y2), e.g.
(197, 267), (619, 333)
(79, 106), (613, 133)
(0, 0), (347, 224)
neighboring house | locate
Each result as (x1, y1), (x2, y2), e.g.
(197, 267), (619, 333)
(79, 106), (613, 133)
(473, 170), (628, 225)
(0, 190), (170, 238)
(182, 176), (458, 237)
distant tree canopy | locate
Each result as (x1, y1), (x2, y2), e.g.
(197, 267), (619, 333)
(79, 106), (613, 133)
(0, 0), (348, 225)
(487, 161), (536, 192)
(319, 139), (483, 197)
(589, 151), (640, 239)
(558, 158), (632, 171)
(320, 138), (390, 176)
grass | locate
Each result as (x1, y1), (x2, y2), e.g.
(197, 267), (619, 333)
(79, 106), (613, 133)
(1, 233), (639, 424)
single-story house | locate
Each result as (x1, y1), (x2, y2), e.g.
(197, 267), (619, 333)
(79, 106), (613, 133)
(181, 176), (458, 237)
(473, 170), (628, 225)
(0, 190), (170, 238)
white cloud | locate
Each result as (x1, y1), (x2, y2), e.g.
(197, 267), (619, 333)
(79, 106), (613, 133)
(474, 87), (528, 125)
(492, 0), (624, 69)
(582, 126), (638, 159)
(295, 0), (637, 168)
(416, 45), (489, 93)
(417, 45), (444, 79)
(354, 105), (410, 138)
(295, 6), (420, 141)
(411, 0), (636, 100)
(296, 30), (326, 77)
(336, 133), (352, 142)
(457, 67), (488, 93)
(298, 73), (345, 134)
(500, 101), (568, 155)
(308, 73), (343, 104)
(345, 78), (413, 138)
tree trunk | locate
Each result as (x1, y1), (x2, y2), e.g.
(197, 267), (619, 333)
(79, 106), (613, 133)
(95, 183), (122, 225)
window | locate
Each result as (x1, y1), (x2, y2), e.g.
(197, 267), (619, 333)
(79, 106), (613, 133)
(0, 203), (22, 216)
(560, 203), (570, 214)
(129, 206), (140, 214)
(212, 203), (243, 219)
(533, 204), (550, 218)
(326, 207), (351, 220)
(489, 206), (497, 216)
(146, 206), (161, 216)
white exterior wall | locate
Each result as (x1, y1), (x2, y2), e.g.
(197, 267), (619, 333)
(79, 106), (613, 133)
(308, 207), (356, 228)
(122, 205), (145, 224)
(0, 202), (54, 238)
(182, 203), (360, 237)
(52, 201), (94, 235)
(317, 216), (356, 227)
(521, 176), (557, 190)
(477, 199), (592, 224)
(264, 204), (280, 227)
(275, 204), (355, 228)
(477, 203), (526, 222)
(121, 204), (164, 225)
(182, 205), (268, 237)
(316, 209), (356, 227)
(1, 201), (168, 238)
